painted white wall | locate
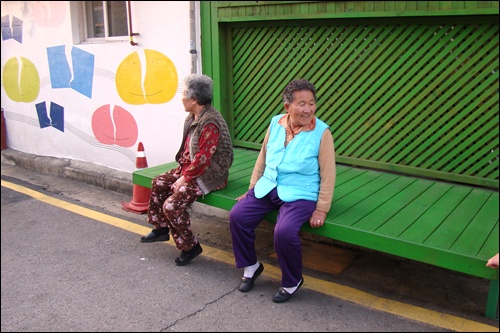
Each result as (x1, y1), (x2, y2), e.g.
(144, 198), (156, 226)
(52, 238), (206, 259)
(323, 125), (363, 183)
(1, 1), (201, 173)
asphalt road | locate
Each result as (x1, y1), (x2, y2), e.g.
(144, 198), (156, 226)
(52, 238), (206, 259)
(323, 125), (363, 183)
(1, 161), (498, 332)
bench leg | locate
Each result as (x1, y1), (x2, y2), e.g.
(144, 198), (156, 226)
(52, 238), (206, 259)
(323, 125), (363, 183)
(485, 276), (499, 320)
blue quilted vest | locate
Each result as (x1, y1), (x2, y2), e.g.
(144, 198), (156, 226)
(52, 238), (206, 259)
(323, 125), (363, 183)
(254, 114), (329, 202)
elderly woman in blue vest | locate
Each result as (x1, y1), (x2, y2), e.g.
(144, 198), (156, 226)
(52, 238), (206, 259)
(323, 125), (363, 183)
(140, 74), (233, 266)
(229, 78), (336, 303)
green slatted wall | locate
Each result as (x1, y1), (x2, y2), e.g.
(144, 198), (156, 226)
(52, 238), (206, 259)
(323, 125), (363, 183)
(200, 2), (499, 189)
(229, 20), (498, 189)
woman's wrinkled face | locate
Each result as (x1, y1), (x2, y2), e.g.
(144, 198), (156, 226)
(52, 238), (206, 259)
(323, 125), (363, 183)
(285, 90), (316, 129)
(182, 88), (195, 113)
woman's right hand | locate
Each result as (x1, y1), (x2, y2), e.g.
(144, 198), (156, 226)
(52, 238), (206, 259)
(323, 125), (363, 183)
(486, 253), (499, 269)
(235, 192), (248, 201)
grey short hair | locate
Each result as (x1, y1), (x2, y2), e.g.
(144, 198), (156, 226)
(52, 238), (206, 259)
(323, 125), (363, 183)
(184, 74), (213, 105)
(282, 78), (317, 104)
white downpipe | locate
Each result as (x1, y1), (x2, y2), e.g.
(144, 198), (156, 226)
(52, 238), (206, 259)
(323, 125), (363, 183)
(189, 1), (198, 74)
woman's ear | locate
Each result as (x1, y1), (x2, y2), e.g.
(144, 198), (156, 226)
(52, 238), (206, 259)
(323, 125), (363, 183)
(284, 102), (290, 113)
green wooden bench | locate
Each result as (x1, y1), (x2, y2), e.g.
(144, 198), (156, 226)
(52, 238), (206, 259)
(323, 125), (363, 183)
(133, 147), (499, 319)
(186, 4), (500, 319)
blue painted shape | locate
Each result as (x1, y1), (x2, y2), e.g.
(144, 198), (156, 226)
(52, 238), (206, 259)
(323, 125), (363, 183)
(46, 45), (95, 98)
(70, 47), (94, 98)
(35, 102), (51, 128)
(50, 102), (64, 132)
(1, 15), (12, 40)
(47, 45), (71, 88)
(11, 16), (22, 43)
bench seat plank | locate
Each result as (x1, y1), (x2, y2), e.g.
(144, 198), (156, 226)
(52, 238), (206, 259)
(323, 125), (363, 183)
(330, 172), (403, 220)
(399, 185), (472, 244)
(375, 180), (450, 237)
(451, 193), (499, 256)
(425, 188), (496, 249)
(482, 222), (499, 259)
(332, 168), (382, 200)
(349, 179), (434, 232)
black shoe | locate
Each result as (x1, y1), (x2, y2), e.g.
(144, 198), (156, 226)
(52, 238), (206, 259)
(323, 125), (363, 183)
(238, 263), (264, 292)
(140, 229), (170, 243)
(175, 243), (203, 266)
(272, 277), (304, 303)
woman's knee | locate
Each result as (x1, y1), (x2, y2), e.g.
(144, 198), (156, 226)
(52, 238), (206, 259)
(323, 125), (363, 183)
(162, 197), (180, 218)
(274, 224), (299, 244)
(229, 209), (241, 228)
(229, 199), (245, 221)
(151, 177), (161, 189)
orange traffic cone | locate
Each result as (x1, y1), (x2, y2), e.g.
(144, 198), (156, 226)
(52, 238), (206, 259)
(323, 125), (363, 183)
(122, 142), (151, 214)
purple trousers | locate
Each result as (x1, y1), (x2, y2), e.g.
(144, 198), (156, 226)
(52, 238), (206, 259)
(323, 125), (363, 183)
(229, 188), (316, 288)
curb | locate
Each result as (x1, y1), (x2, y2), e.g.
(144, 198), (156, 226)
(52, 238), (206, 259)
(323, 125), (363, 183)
(1, 148), (134, 195)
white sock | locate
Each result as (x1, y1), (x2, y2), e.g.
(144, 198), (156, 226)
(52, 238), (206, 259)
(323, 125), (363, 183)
(243, 262), (260, 278)
(282, 278), (303, 294)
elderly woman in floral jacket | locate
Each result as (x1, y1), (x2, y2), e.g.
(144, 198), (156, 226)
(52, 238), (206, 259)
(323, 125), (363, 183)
(140, 74), (233, 266)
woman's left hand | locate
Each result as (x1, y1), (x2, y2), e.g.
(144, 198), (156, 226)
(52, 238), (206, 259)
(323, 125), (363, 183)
(309, 210), (327, 228)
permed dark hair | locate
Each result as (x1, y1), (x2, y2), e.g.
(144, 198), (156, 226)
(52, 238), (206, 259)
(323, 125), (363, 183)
(184, 74), (213, 105)
(282, 78), (317, 104)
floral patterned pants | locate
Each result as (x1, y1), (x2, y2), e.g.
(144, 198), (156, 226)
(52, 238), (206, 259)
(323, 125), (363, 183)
(146, 169), (203, 251)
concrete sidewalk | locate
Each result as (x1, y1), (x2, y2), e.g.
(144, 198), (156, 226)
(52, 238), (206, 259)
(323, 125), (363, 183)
(1, 147), (498, 328)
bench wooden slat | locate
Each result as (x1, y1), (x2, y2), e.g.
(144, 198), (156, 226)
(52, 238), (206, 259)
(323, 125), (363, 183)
(222, 183), (251, 198)
(450, 193), (499, 255)
(425, 188), (494, 250)
(333, 166), (371, 188)
(399, 185), (472, 243)
(376, 181), (455, 238)
(330, 172), (400, 219)
(231, 152), (258, 167)
(482, 222), (499, 258)
(330, 171), (385, 209)
(351, 179), (433, 232)
(336, 175), (416, 228)
(226, 165), (255, 182)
